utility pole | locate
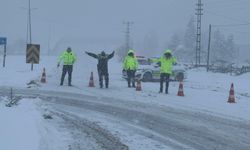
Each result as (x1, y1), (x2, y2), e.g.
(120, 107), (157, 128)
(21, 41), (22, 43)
(207, 24), (212, 72)
(28, 0), (32, 44)
(0, 37), (7, 68)
(123, 21), (133, 52)
(48, 24), (52, 55)
(195, 0), (203, 66)
(3, 43), (6, 67)
(28, 0), (33, 70)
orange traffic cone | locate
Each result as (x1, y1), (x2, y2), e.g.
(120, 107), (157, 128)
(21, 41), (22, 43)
(136, 80), (142, 91)
(177, 81), (184, 96)
(228, 83), (236, 103)
(40, 68), (46, 83)
(88, 72), (95, 87)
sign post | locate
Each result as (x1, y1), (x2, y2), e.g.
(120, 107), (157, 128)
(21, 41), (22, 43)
(0, 37), (7, 67)
(26, 44), (40, 71)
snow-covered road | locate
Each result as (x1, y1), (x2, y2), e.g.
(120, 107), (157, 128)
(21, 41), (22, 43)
(1, 87), (250, 150)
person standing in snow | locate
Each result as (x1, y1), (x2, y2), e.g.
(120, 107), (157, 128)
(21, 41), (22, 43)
(85, 51), (115, 88)
(123, 49), (138, 88)
(151, 49), (177, 94)
(57, 47), (77, 86)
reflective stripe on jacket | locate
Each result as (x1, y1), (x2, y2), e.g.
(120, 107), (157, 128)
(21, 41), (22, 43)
(58, 51), (76, 65)
(152, 57), (176, 74)
(123, 56), (138, 71)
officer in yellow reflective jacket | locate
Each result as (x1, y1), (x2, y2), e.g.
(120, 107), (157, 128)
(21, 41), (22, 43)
(151, 49), (177, 94)
(123, 49), (138, 87)
(57, 47), (77, 86)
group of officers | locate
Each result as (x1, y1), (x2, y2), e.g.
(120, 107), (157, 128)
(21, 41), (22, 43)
(57, 47), (176, 94)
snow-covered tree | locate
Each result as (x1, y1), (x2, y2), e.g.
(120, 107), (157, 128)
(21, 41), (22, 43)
(167, 33), (182, 51)
(142, 31), (159, 57)
(183, 16), (196, 62)
(211, 30), (237, 64)
(211, 30), (227, 63)
(165, 17), (196, 63)
(225, 34), (237, 62)
(116, 45), (127, 61)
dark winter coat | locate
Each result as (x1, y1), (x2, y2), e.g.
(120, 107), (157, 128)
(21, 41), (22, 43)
(85, 51), (115, 74)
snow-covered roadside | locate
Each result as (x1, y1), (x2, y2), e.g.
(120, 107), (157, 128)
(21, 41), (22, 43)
(0, 98), (40, 150)
(1, 55), (250, 121)
(0, 96), (102, 150)
(0, 55), (56, 88)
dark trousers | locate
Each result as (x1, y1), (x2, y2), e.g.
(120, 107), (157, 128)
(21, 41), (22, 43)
(127, 70), (136, 87)
(160, 73), (170, 93)
(98, 70), (109, 88)
(60, 65), (73, 85)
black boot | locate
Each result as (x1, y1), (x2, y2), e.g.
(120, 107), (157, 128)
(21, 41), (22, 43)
(100, 81), (103, 88)
(60, 79), (63, 86)
(132, 78), (136, 88)
(127, 79), (131, 87)
(132, 83), (136, 88)
(60, 78), (64, 86)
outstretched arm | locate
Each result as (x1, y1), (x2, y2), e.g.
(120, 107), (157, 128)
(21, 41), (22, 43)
(108, 51), (115, 59)
(172, 57), (177, 65)
(85, 51), (98, 59)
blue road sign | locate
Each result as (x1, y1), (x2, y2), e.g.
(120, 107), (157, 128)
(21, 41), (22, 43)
(0, 37), (7, 45)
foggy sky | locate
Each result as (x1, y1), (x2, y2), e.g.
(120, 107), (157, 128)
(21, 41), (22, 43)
(0, 0), (250, 53)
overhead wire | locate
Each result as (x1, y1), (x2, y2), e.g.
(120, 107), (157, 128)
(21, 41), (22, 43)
(212, 23), (250, 27)
(205, 10), (250, 24)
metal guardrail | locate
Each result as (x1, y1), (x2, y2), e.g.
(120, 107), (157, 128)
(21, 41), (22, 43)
(235, 66), (250, 75)
(209, 65), (250, 75)
(183, 63), (250, 75)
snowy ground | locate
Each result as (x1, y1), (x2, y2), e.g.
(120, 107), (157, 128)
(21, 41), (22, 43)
(0, 55), (250, 150)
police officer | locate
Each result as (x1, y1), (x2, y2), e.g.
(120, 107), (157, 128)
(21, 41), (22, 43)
(151, 49), (176, 94)
(85, 51), (115, 88)
(123, 50), (138, 88)
(57, 47), (77, 86)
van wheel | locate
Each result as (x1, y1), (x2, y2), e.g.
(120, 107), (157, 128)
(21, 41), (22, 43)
(142, 72), (152, 82)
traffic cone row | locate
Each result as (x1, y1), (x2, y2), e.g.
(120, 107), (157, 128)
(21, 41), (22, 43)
(40, 68), (46, 83)
(88, 71), (237, 104)
(228, 83), (236, 103)
(88, 72), (95, 87)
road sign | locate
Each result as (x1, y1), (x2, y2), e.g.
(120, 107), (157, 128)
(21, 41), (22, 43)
(0, 37), (7, 45)
(26, 44), (40, 64)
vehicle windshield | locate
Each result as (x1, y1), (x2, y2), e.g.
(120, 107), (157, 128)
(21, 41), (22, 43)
(138, 59), (151, 65)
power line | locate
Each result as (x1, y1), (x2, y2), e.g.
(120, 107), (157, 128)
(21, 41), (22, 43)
(212, 26), (250, 36)
(206, 10), (250, 24)
(212, 23), (250, 27)
(206, 0), (250, 5)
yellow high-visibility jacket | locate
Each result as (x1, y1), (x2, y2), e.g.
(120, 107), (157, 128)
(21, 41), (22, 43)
(152, 56), (177, 74)
(58, 51), (76, 65)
